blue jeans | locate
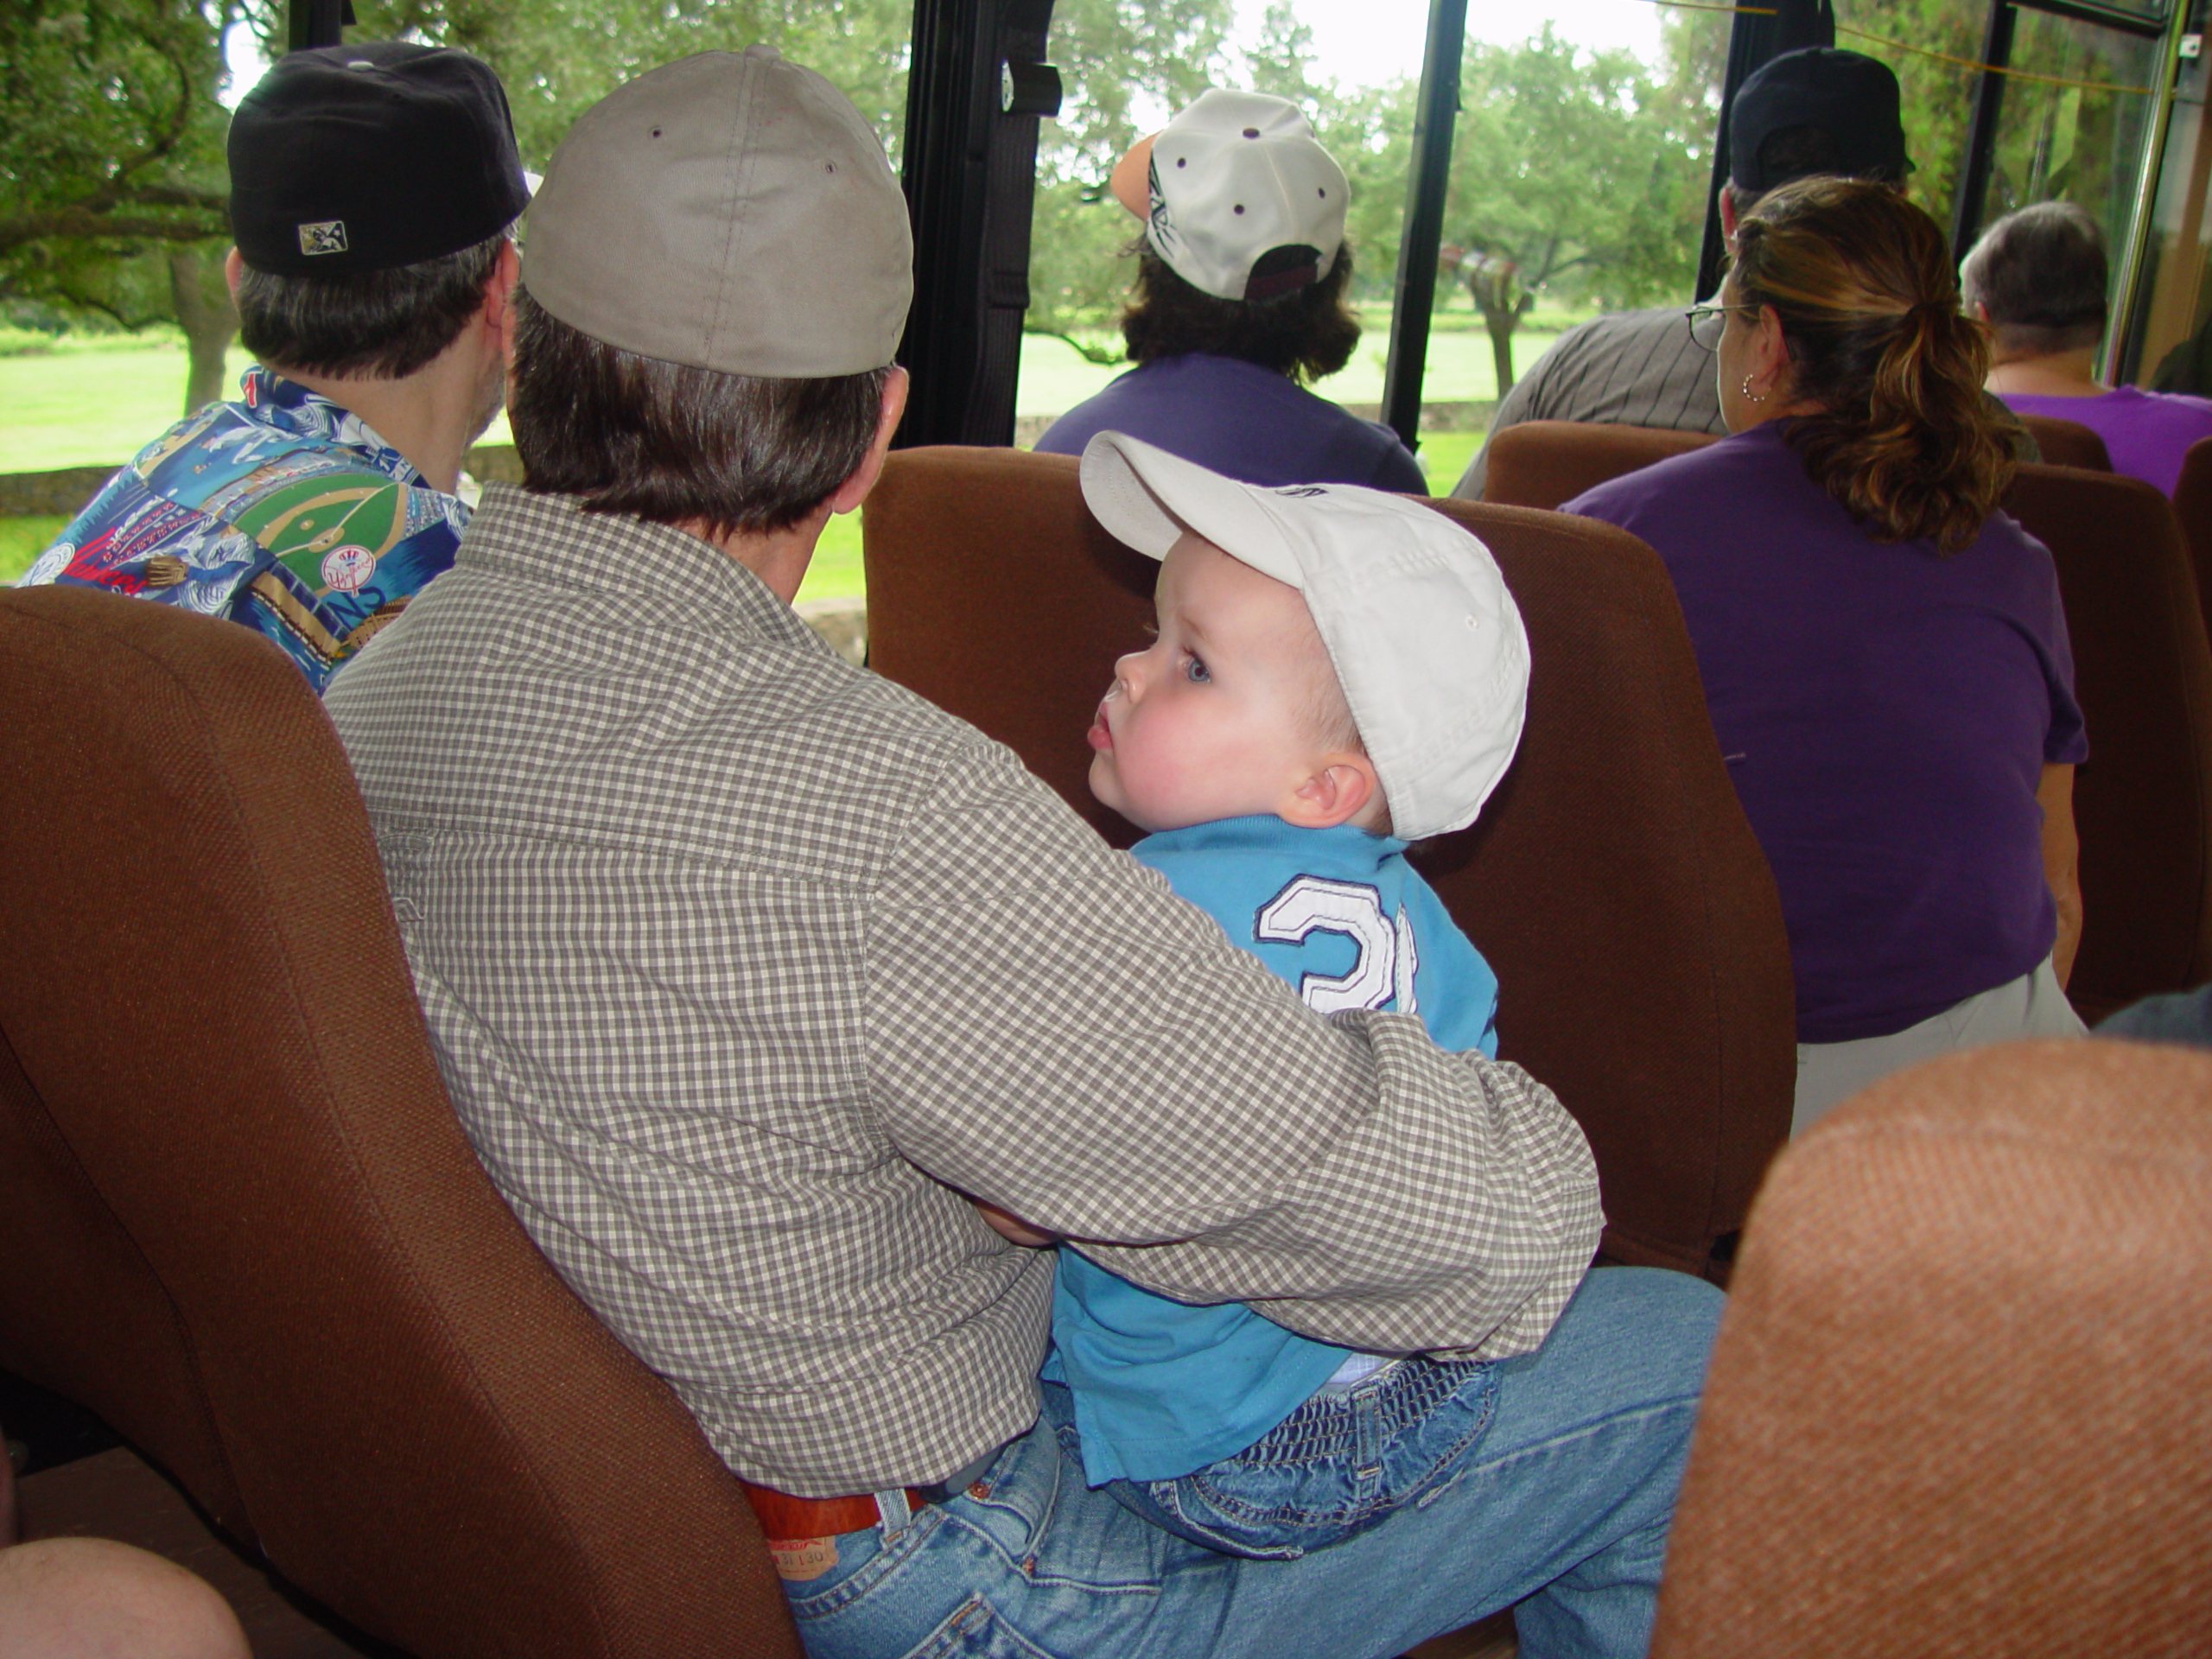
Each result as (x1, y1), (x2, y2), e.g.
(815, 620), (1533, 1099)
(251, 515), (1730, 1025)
(1108, 1354), (1499, 1558)
(782, 1267), (1722, 1659)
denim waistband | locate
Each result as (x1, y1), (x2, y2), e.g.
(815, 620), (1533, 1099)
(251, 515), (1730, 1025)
(1237, 1356), (1491, 1466)
(916, 1441), (1008, 1504)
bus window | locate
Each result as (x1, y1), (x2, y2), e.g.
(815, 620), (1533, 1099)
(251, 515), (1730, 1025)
(1833, 0), (1986, 228)
(2123, 22), (2212, 383)
(1982, 9), (2161, 298)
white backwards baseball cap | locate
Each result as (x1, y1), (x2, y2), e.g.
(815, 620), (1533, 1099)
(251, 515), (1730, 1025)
(1079, 432), (1529, 841)
(522, 48), (912, 376)
(1109, 88), (1349, 302)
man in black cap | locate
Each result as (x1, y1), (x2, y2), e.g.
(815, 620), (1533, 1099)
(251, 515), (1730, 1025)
(1452, 46), (1912, 499)
(22, 42), (529, 691)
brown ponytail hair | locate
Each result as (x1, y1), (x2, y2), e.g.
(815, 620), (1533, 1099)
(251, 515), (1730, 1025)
(1729, 177), (2012, 554)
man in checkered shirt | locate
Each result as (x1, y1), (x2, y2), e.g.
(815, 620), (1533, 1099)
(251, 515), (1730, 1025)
(326, 49), (1723, 1659)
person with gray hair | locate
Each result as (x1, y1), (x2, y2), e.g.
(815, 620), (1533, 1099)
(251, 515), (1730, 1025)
(326, 45), (1720, 1659)
(1968, 200), (2212, 495)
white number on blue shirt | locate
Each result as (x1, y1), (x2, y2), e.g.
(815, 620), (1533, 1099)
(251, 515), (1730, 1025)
(1255, 877), (1416, 1015)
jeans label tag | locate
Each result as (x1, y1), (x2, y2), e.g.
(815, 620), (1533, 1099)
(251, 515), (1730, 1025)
(768, 1536), (839, 1582)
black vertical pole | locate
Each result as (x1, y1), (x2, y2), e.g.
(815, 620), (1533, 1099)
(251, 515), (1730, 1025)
(1380, 0), (1468, 454)
(897, 0), (1058, 448)
(286, 0), (346, 53)
(1952, 3), (2018, 262)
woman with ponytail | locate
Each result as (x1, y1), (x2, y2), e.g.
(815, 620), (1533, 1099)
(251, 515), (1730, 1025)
(1567, 176), (2088, 1132)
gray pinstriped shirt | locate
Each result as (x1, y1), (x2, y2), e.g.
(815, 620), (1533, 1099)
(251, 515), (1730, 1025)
(1456, 308), (1726, 501)
(325, 485), (1600, 1497)
(1453, 304), (2041, 500)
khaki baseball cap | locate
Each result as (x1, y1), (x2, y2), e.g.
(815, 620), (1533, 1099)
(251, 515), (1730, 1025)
(1080, 433), (1529, 841)
(522, 47), (912, 376)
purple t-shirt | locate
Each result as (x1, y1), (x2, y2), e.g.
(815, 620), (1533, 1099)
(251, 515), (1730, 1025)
(1999, 385), (2212, 496)
(1033, 353), (1428, 492)
(1567, 423), (2088, 1043)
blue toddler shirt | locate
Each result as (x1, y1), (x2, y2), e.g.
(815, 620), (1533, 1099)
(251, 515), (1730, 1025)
(1046, 814), (1499, 1484)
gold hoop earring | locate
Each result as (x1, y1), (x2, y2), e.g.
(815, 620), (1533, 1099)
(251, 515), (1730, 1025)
(1740, 374), (1767, 404)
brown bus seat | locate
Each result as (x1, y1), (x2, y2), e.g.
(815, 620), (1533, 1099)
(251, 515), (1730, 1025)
(2166, 435), (2212, 657)
(1479, 421), (1719, 509)
(1481, 415), (2107, 514)
(0, 585), (800, 1659)
(0, 1025), (246, 1537)
(1999, 464), (2212, 1023)
(2013, 411), (2113, 471)
(1650, 1038), (2212, 1658)
(865, 446), (1795, 1279)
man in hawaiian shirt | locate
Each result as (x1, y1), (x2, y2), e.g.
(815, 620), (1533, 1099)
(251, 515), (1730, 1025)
(22, 42), (529, 691)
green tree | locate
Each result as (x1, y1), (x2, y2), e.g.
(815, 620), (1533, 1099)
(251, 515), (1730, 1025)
(1444, 27), (1707, 393)
(284, 0), (1235, 369)
(318, 0), (914, 174)
(1024, 0), (1233, 360)
(1834, 0), (1986, 226)
(0, 1), (238, 412)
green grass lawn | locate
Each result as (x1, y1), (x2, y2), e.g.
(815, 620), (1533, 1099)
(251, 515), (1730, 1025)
(4, 306), (1527, 601)
(799, 511), (863, 605)
(2, 437), (1478, 601)
(0, 333), (259, 474)
(1, 516), (64, 585)
(1412, 430), (1480, 496)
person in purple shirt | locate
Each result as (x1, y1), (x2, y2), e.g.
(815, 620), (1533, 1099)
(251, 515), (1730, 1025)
(1033, 91), (1426, 493)
(1966, 200), (2212, 496)
(1567, 179), (2088, 1133)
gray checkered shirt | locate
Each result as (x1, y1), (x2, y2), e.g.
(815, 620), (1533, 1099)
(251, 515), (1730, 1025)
(325, 485), (1600, 1497)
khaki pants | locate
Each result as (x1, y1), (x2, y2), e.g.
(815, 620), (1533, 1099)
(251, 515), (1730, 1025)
(1793, 958), (2085, 1135)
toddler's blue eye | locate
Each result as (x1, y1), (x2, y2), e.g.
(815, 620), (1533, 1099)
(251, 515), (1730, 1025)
(1182, 653), (1210, 683)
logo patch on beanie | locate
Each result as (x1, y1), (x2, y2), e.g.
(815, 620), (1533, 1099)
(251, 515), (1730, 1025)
(298, 219), (349, 256)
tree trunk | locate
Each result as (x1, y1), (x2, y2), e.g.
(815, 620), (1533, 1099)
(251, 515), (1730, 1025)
(1464, 253), (1528, 399)
(1484, 308), (1516, 399)
(168, 245), (238, 415)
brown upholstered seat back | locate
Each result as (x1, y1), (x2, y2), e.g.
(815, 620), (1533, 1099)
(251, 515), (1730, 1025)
(866, 448), (1148, 849)
(0, 587), (798, 1659)
(2014, 411), (2113, 471)
(1480, 413), (2108, 512)
(1650, 1039), (2212, 1657)
(1999, 464), (2212, 1022)
(2167, 435), (2212, 656)
(0, 1028), (245, 1534)
(865, 447), (1794, 1276)
(1479, 421), (1719, 509)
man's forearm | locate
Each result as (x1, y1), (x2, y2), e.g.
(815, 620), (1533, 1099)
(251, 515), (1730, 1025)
(870, 748), (1600, 1358)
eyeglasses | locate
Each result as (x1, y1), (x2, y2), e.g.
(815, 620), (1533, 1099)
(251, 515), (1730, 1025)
(1684, 303), (1757, 352)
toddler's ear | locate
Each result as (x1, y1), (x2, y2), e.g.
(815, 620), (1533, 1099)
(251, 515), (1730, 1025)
(1285, 756), (1379, 830)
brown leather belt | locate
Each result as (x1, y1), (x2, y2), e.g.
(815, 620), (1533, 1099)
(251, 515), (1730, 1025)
(741, 1481), (928, 1542)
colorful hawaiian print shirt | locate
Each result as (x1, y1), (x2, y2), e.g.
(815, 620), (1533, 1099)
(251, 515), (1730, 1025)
(21, 366), (469, 691)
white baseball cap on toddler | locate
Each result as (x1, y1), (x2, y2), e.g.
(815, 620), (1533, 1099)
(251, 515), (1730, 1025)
(1079, 432), (1529, 841)
(1109, 89), (1349, 302)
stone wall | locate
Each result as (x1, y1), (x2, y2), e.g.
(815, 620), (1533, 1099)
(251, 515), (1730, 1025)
(0, 467), (113, 518)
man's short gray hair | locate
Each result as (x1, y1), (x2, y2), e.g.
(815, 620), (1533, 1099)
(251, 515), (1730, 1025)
(1961, 201), (2107, 358)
